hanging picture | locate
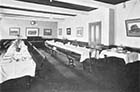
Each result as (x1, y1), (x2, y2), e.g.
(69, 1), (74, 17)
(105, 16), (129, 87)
(26, 27), (39, 36)
(44, 29), (52, 36)
(76, 27), (83, 37)
(9, 27), (20, 36)
(66, 28), (71, 35)
(125, 18), (140, 37)
(58, 28), (62, 35)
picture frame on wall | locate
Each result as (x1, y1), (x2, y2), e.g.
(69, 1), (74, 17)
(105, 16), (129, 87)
(125, 18), (140, 37)
(9, 27), (20, 36)
(58, 28), (62, 35)
(26, 27), (39, 36)
(66, 28), (71, 35)
(44, 29), (52, 36)
(76, 27), (83, 37)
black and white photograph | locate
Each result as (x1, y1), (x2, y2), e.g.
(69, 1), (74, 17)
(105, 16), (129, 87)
(44, 29), (52, 36)
(0, 0), (140, 92)
(26, 27), (39, 36)
(66, 28), (71, 35)
(9, 27), (20, 36)
(126, 18), (140, 37)
(58, 28), (62, 35)
(76, 27), (83, 37)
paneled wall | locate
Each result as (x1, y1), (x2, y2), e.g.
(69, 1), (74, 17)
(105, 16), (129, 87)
(0, 18), (57, 39)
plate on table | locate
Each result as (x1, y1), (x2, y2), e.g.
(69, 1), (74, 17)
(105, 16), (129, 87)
(1, 58), (12, 64)
(117, 50), (127, 53)
(3, 56), (12, 60)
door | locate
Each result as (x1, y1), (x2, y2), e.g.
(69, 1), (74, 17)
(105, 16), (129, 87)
(89, 22), (101, 47)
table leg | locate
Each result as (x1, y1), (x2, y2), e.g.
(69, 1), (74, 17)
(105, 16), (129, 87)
(89, 52), (92, 72)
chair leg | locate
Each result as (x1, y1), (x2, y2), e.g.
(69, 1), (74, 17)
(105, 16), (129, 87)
(83, 62), (86, 70)
(25, 76), (33, 89)
(68, 58), (75, 67)
(83, 61), (92, 72)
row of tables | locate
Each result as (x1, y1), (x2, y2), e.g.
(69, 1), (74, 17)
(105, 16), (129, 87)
(1, 39), (138, 83)
(45, 40), (100, 62)
(45, 40), (140, 64)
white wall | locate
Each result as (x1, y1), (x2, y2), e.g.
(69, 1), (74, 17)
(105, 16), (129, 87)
(58, 8), (110, 45)
(58, 0), (140, 48)
(0, 18), (2, 40)
(0, 8), (2, 40)
(0, 18), (57, 39)
(115, 0), (140, 48)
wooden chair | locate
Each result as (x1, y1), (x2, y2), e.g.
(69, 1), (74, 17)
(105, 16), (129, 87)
(66, 51), (75, 67)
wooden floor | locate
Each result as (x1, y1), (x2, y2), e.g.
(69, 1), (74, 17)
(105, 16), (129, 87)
(0, 48), (139, 92)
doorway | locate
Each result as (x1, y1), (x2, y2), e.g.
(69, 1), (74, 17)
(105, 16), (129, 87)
(89, 21), (101, 47)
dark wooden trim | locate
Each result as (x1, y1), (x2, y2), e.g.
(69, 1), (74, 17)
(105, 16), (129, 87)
(94, 0), (129, 5)
(0, 5), (76, 16)
(16, 0), (97, 11)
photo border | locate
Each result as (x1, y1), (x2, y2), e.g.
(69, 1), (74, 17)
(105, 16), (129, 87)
(125, 18), (140, 37)
(26, 27), (39, 37)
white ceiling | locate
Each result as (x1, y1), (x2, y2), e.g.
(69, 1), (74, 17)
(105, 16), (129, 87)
(0, 0), (124, 21)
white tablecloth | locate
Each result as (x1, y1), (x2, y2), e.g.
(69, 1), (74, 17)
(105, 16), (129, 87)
(99, 49), (140, 64)
(45, 41), (99, 62)
(0, 40), (36, 84)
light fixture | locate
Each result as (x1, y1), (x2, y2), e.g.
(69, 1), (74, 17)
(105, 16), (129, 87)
(123, 2), (126, 8)
(30, 20), (36, 25)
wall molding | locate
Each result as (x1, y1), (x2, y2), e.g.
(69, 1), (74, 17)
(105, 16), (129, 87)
(0, 5), (77, 16)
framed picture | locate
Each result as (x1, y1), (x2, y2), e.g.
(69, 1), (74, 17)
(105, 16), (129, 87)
(9, 27), (20, 36)
(44, 29), (52, 36)
(76, 27), (83, 37)
(125, 18), (140, 37)
(66, 28), (71, 35)
(26, 27), (39, 36)
(58, 28), (62, 35)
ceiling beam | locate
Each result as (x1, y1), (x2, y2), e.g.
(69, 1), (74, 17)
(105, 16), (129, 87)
(54, 0), (115, 9)
(0, 6), (76, 16)
(0, 0), (89, 16)
(0, 7), (71, 21)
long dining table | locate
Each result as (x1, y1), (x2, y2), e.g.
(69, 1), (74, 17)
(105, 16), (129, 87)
(99, 48), (140, 64)
(45, 40), (100, 62)
(0, 40), (36, 84)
